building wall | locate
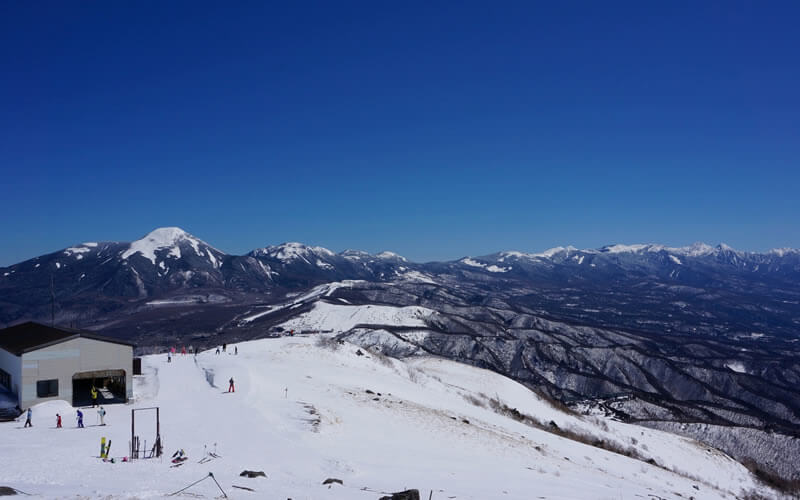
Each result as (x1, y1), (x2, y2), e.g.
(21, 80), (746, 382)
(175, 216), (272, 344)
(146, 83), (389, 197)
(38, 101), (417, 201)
(19, 337), (133, 408)
(0, 348), (22, 403)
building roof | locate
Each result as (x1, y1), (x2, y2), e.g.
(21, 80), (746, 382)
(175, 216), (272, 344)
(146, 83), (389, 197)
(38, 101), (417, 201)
(0, 322), (135, 356)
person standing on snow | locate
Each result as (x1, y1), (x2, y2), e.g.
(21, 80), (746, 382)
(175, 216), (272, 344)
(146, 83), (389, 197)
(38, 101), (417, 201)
(168, 352), (172, 363)
(23, 408), (32, 428)
(228, 377), (235, 393)
(98, 406), (106, 426)
(181, 346), (186, 356)
(76, 409), (84, 428)
(56, 413), (62, 428)
(91, 386), (98, 407)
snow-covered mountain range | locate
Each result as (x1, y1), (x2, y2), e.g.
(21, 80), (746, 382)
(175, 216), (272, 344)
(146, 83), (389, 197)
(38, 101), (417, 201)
(2, 227), (800, 487)
(3, 227), (799, 315)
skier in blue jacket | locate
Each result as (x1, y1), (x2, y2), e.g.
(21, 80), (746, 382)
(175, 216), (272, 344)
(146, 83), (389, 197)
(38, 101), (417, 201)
(76, 409), (84, 428)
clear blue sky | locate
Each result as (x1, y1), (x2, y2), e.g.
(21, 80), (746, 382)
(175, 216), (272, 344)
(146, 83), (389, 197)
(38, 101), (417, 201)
(1, 2), (798, 266)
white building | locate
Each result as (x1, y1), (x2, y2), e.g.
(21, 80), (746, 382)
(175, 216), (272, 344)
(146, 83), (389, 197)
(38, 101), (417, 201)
(0, 322), (134, 409)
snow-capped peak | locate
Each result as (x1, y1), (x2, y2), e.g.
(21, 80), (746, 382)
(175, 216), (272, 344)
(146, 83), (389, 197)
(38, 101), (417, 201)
(498, 246), (577, 261)
(121, 227), (219, 266)
(716, 242), (740, 254)
(535, 245), (578, 257)
(598, 242), (720, 258)
(770, 247), (799, 257)
(670, 242), (714, 257)
(602, 244), (652, 254)
(252, 242), (335, 263)
(375, 251), (407, 261)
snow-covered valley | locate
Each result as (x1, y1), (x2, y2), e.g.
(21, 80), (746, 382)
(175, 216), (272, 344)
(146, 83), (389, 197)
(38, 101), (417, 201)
(0, 335), (774, 499)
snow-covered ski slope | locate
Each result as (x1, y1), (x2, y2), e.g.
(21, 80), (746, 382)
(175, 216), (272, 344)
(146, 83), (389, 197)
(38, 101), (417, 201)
(0, 336), (773, 499)
(280, 301), (434, 333)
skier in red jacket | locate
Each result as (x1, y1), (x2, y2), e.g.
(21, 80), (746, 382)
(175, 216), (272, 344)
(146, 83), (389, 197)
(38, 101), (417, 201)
(56, 413), (62, 428)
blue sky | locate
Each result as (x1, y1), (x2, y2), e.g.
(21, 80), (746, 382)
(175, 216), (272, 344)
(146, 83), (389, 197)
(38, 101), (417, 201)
(1, 2), (798, 265)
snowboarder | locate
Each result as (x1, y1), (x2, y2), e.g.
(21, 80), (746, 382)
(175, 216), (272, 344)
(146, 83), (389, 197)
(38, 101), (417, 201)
(228, 377), (235, 393)
(56, 413), (62, 428)
(98, 406), (106, 426)
(168, 352), (172, 363)
(216, 346), (220, 355)
(222, 343), (227, 353)
(235, 346), (238, 355)
(77, 409), (84, 428)
(91, 386), (98, 407)
(24, 408), (32, 427)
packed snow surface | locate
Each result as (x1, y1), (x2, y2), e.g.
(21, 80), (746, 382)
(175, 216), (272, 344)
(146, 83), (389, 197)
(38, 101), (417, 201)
(461, 258), (509, 273)
(238, 281), (366, 324)
(280, 302), (433, 332)
(0, 336), (770, 499)
(725, 362), (748, 374)
(394, 270), (437, 284)
(64, 246), (92, 257)
(485, 265), (509, 273)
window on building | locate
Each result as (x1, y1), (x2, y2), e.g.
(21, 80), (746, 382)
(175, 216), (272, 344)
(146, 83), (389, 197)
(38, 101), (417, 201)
(36, 379), (58, 398)
(0, 369), (10, 390)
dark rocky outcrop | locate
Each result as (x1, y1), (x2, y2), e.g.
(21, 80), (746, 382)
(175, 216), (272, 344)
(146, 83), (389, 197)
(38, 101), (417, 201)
(379, 489), (420, 500)
(239, 470), (266, 478)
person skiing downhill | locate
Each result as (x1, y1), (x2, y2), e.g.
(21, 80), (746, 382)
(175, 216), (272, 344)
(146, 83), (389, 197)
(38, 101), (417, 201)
(24, 408), (32, 428)
(91, 386), (98, 407)
(98, 406), (106, 426)
(76, 409), (84, 428)
(228, 377), (235, 393)
(56, 413), (62, 428)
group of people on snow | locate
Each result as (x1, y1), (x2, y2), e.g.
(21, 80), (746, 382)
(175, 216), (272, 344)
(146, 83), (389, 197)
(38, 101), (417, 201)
(22, 405), (107, 429)
(167, 345), (195, 362)
(215, 344), (238, 355)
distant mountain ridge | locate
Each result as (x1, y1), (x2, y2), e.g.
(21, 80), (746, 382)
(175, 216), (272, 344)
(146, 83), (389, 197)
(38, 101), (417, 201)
(4, 225), (798, 266)
(2, 226), (799, 331)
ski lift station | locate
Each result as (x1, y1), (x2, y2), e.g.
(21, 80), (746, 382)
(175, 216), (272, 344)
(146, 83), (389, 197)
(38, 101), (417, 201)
(0, 322), (134, 409)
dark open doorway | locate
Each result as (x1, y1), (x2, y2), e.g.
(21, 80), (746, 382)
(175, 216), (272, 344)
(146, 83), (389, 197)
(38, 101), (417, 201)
(72, 370), (127, 407)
